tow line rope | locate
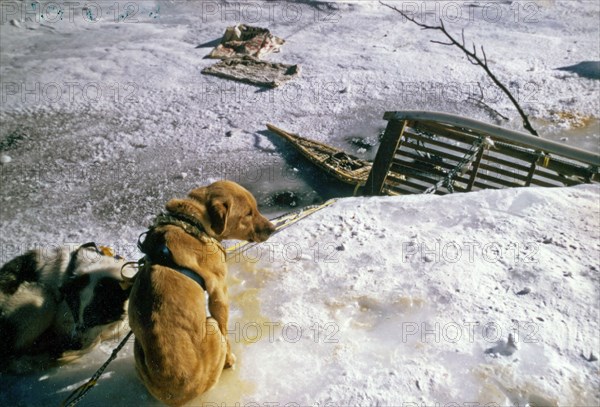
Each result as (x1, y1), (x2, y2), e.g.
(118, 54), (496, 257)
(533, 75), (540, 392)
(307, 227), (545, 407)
(60, 330), (133, 407)
(225, 198), (338, 257)
(59, 198), (337, 407)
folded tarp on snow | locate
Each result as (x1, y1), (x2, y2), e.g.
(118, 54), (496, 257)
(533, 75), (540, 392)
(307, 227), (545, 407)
(207, 24), (285, 60)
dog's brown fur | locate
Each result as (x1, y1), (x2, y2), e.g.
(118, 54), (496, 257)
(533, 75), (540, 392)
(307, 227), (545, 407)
(128, 180), (275, 406)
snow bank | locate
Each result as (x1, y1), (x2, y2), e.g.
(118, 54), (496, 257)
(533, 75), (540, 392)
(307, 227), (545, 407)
(2, 185), (598, 406)
(224, 184), (599, 406)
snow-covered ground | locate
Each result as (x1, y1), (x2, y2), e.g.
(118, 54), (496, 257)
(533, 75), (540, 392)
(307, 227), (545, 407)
(2, 185), (599, 405)
(1, 0), (599, 406)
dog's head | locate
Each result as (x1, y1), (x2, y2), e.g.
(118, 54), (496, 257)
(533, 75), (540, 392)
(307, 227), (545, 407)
(58, 244), (130, 351)
(166, 180), (275, 243)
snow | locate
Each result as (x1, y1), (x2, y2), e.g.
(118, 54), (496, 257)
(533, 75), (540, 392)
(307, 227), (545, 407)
(2, 185), (599, 405)
(1, 0), (599, 406)
(232, 185), (599, 406)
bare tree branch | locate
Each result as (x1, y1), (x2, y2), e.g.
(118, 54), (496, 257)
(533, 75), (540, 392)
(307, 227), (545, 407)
(380, 1), (539, 137)
(467, 82), (510, 122)
(477, 82), (485, 99)
(431, 40), (454, 46)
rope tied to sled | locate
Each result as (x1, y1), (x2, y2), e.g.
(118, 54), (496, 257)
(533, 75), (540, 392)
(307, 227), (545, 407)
(423, 136), (493, 195)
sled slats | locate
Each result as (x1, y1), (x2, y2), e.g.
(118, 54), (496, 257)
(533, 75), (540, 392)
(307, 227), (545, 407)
(480, 151), (533, 173)
(366, 111), (599, 196)
(477, 162), (529, 183)
(390, 161), (471, 186)
(392, 153), (458, 173)
(390, 163), (441, 184)
(399, 142), (467, 165)
(403, 130), (473, 155)
(525, 176), (558, 188)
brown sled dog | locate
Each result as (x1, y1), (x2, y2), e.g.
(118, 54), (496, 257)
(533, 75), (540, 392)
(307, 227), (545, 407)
(128, 180), (275, 406)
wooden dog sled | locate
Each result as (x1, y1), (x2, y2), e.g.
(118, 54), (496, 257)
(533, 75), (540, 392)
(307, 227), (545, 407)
(267, 111), (599, 196)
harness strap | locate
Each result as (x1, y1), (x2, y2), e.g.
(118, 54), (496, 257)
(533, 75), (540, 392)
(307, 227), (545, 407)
(141, 243), (211, 317)
(145, 243), (207, 292)
(176, 267), (208, 292)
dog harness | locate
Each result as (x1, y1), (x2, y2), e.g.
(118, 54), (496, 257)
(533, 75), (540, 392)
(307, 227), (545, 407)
(139, 217), (213, 316)
(145, 243), (207, 292)
(138, 211), (226, 293)
(152, 212), (216, 246)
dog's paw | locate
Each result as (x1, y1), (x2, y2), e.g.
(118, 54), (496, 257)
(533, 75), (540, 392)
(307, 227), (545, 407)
(224, 352), (236, 369)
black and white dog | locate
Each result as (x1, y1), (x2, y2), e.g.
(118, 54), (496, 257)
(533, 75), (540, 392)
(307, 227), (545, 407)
(0, 242), (131, 372)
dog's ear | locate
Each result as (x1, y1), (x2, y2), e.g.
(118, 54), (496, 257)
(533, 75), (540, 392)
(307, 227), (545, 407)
(60, 274), (91, 323)
(207, 198), (231, 236)
(188, 187), (207, 203)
